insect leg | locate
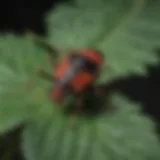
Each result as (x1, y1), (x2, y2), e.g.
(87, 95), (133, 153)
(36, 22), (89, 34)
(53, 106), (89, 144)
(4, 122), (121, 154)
(36, 69), (54, 82)
(69, 94), (84, 127)
(25, 30), (59, 67)
(25, 67), (55, 92)
(75, 94), (84, 113)
(92, 85), (107, 97)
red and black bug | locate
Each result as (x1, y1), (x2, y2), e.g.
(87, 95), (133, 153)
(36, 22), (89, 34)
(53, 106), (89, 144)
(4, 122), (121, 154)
(50, 48), (103, 103)
(27, 31), (106, 115)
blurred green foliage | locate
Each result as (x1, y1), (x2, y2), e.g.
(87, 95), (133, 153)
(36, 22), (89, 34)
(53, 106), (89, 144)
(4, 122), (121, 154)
(0, 0), (160, 160)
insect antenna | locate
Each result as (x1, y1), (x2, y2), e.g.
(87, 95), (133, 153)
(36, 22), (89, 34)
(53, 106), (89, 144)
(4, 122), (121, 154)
(25, 29), (58, 58)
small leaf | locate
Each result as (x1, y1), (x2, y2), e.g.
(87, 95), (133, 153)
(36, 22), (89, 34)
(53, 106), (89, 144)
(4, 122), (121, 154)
(0, 34), (47, 133)
(22, 94), (160, 160)
(46, 0), (160, 81)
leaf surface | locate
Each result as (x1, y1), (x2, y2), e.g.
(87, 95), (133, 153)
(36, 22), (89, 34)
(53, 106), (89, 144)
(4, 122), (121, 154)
(46, 0), (160, 81)
(22, 94), (160, 160)
(0, 34), (47, 133)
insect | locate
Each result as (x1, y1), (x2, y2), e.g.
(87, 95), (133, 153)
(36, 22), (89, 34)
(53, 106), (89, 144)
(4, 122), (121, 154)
(27, 31), (106, 115)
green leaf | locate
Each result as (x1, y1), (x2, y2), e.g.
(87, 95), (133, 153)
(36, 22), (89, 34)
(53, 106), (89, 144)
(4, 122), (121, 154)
(0, 34), (47, 133)
(46, 0), (160, 81)
(22, 94), (160, 160)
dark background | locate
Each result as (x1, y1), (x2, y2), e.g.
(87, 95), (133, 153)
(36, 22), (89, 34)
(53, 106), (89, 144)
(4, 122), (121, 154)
(0, 0), (160, 159)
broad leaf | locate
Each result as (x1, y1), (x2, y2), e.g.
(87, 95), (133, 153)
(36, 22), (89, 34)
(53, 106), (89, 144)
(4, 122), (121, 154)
(22, 94), (160, 160)
(0, 0), (160, 159)
(46, 0), (160, 81)
(0, 34), (47, 133)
